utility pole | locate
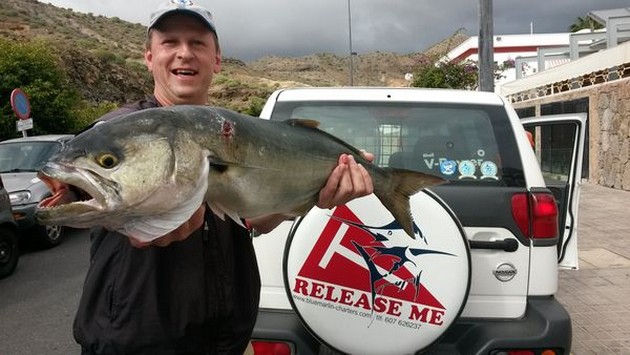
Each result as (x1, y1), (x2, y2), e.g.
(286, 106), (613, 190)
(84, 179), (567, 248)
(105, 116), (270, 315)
(478, 0), (494, 92)
(347, 0), (354, 86)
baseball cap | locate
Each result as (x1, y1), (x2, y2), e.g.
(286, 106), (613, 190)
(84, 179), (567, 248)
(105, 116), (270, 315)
(148, 0), (217, 33)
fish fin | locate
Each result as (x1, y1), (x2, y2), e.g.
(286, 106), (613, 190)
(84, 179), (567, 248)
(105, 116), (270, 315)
(284, 118), (320, 129)
(208, 154), (235, 168)
(207, 202), (247, 229)
(119, 217), (187, 243)
(374, 168), (446, 239)
(207, 203), (226, 220)
(208, 153), (268, 171)
(284, 119), (369, 160)
(120, 186), (206, 242)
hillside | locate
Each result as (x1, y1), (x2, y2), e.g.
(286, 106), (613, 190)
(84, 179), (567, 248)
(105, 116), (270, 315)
(0, 0), (468, 111)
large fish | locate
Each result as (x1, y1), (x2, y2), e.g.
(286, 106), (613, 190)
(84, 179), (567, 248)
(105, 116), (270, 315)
(35, 105), (444, 242)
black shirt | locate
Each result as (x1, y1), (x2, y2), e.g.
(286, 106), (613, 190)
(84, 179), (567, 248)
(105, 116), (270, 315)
(73, 97), (260, 355)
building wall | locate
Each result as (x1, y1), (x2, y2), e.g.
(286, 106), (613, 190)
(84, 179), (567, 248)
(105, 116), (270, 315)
(511, 78), (630, 191)
(444, 33), (572, 92)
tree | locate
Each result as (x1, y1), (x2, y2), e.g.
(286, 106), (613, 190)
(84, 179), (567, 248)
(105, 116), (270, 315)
(0, 38), (81, 140)
(411, 54), (478, 90)
(569, 16), (603, 32)
(411, 55), (518, 90)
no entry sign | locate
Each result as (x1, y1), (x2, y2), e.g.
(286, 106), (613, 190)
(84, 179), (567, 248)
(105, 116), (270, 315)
(10, 88), (31, 120)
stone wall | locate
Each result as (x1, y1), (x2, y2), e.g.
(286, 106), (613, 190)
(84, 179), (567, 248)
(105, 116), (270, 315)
(593, 81), (630, 190)
(511, 78), (630, 191)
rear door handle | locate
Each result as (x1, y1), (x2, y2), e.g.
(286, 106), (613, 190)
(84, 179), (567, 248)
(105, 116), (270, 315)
(469, 238), (519, 252)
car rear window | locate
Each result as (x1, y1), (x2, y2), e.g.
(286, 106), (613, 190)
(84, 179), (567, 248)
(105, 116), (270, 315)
(270, 101), (525, 187)
(0, 142), (62, 172)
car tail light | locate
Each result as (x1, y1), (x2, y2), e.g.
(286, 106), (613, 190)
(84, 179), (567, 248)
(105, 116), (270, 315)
(251, 340), (292, 355)
(492, 349), (561, 355)
(511, 192), (558, 239)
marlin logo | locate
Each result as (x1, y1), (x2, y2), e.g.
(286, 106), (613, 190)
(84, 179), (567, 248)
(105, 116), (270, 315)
(295, 204), (456, 315)
(336, 215), (455, 312)
(352, 241), (453, 303)
(328, 214), (454, 305)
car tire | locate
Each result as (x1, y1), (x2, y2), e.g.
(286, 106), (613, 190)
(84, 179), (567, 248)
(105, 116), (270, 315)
(34, 224), (65, 249)
(0, 228), (19, 279)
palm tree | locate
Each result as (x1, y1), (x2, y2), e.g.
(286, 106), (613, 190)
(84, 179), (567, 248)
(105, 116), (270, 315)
(568, 16), (604, 32)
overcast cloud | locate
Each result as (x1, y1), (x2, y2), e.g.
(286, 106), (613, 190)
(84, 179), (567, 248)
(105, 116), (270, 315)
(40, 0), (630, 61)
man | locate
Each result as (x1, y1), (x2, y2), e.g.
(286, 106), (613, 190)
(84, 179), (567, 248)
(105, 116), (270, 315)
(73, 1), (373, 354)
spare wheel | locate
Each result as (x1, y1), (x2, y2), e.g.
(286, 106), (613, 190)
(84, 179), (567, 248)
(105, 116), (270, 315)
(283, 189), (471, 355)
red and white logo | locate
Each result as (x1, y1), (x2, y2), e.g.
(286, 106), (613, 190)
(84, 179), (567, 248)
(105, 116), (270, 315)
(284, 191), (470, 355)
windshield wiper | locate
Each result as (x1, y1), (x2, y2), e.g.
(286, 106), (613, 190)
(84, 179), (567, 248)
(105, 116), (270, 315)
(0, 168), (38, 173)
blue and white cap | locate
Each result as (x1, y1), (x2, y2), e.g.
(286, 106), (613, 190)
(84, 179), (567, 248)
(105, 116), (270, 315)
(148, 0), (217, 33)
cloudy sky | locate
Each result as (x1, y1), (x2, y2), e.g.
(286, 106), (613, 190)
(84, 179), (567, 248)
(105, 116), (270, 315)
(41, 0), (630, 61)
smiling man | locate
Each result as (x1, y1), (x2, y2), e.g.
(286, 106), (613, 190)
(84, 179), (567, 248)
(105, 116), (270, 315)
(145, 2), (221, 106)
(72, 1), (374, 354)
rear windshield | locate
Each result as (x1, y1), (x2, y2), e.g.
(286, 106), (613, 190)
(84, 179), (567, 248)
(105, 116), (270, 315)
(270, 101), (524, 187)
(0, 141), (62, 173)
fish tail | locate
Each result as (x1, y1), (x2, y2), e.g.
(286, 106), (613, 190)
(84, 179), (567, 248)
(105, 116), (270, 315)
(373, 168), (446, 239)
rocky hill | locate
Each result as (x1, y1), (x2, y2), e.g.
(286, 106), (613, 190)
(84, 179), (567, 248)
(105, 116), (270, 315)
(0, 0), (468, 111)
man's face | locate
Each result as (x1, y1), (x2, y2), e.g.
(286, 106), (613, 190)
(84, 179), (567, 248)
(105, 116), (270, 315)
(145, 13), (221, 106)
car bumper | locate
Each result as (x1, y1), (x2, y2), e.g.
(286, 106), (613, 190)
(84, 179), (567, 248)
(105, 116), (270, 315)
(252, 296), (571, 355)
(11, 202), (38, 230)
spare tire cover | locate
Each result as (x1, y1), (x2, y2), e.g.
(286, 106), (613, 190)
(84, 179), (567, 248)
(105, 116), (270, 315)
(283, 190), (471, 355)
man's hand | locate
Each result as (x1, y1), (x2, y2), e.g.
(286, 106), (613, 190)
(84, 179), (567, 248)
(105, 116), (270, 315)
(127, 205), (206, 248)
(317, 152), (374, 209)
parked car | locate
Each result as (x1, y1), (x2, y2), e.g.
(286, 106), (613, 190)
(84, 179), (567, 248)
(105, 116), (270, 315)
(0, 174), (19, 279)
(250, 87), (585, 354)
(0, 135), (74, 248)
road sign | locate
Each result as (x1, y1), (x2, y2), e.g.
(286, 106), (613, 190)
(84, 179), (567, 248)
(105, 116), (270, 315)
(17, 118), (34, 132)
(10, 88), (31, 120)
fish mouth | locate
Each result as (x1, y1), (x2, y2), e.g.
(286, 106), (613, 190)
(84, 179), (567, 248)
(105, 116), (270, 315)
(35, 162), (122, 225)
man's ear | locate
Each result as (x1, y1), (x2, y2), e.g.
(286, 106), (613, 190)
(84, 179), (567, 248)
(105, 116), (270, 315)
(145, 50), (153, 72)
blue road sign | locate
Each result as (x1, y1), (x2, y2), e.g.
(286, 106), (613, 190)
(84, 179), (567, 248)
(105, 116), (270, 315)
(10, 88), (31, 120)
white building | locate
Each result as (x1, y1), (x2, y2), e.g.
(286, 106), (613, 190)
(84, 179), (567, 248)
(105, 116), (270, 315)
(442, 7), (630, 93)
(442, 33), (572, 90)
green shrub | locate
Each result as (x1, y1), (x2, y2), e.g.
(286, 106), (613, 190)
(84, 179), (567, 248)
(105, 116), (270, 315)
(411, 55), (478, 90)
(94, 49), (125, 65)
(0, 38), (82, 139)
(71, 101), (119, 131)
(243, 97), (266, 117)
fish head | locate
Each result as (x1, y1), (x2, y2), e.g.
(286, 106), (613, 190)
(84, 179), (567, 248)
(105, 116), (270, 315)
(35, 112), (206, 232)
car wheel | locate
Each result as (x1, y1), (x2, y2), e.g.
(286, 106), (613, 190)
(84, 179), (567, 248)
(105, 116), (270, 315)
(34, 224), (65, 249)
(0, 228), (19, 279)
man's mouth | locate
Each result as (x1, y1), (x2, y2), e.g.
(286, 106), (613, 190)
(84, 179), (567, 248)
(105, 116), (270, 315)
(172, 69), (197, 76)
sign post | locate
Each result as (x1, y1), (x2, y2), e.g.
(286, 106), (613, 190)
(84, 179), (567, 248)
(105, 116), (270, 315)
(10, 88), (33, 137)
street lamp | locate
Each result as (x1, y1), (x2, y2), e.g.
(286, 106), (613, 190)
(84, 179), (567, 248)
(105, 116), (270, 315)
(478, 0), (494, 92)
(347, 0), (355, 86)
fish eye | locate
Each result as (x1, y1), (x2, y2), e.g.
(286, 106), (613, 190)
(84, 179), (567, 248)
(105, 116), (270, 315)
(96, 153), (119, 169)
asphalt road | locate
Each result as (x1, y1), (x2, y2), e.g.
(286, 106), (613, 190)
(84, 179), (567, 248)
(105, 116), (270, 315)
(1, 184), (626, 354)
(0, 228), (89, 354)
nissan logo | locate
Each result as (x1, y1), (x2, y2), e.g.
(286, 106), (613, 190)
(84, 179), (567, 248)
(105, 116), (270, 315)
(493, 263), (517, 282)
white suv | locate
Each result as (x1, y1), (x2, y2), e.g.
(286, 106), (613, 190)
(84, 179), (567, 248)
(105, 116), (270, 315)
(251, 87), (584, 355)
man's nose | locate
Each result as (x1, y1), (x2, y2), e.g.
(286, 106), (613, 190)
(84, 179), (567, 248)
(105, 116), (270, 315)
(177, 44), (194, 59)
